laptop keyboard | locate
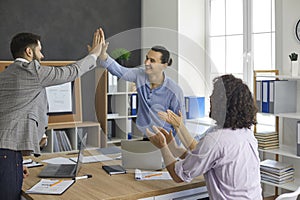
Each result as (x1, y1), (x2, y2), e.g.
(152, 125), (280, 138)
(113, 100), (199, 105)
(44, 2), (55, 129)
(56, 164), (76, 175)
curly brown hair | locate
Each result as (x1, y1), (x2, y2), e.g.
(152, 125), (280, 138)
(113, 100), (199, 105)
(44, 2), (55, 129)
(209, 74), (257, 129)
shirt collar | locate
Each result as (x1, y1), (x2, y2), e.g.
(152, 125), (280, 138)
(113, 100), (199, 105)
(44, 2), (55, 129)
(146, 72), (167, 89)
(15, 58), (30, 63)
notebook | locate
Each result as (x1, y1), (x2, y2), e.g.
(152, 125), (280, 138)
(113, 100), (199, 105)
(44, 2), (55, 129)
(38, 134), (87, 178)
(121, 140), (164, 170)
(102, 165), (126, 175)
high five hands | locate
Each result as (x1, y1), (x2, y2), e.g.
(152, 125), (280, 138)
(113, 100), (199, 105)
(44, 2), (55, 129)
(88, 28), (109, 60)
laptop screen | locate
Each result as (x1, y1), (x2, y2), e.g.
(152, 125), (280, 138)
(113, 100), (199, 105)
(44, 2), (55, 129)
(121, 140), (163, 170)
(74, 133), (87, 175)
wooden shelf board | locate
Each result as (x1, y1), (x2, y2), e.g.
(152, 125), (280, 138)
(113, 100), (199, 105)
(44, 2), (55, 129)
(276, 113), (300, 119)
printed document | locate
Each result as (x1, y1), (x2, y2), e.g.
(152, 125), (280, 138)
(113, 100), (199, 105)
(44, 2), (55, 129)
(26, 179), (74, 195)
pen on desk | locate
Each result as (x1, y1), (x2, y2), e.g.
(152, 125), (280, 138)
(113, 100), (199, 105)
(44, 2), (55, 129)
(50, 180), (63, 187)
(73, 174), (92, 180)
(144, 173), (163, 178)
(66, 151), (79, 155)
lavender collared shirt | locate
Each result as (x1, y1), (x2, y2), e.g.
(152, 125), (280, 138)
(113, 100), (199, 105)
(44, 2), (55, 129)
(175, 128), (262, 200)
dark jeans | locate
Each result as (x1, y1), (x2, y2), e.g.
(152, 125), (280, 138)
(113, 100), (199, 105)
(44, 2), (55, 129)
(0, 148), (23, 200)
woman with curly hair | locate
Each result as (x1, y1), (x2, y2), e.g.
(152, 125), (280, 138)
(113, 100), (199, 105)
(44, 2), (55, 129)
(147, 74), (262, 200)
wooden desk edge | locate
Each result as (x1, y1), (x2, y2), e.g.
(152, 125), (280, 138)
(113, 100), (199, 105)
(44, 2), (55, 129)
(125, 180), (206, 200)
(21, 153), (206, 200)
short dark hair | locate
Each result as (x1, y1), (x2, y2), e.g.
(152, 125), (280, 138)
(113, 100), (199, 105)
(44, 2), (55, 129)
(209, 74), (257, 129)
(151, 45), (172, 66)
(10, 32), (41, 59)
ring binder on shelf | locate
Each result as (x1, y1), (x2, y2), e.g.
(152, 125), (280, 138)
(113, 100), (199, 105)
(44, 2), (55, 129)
(297, 121), (300, 157)
(261, 80), (297, 114)
(130, 94), (138, 115)
(185, 96), (205, 119)
(256, 81), (262, 112)
(262, 80), (270, 113)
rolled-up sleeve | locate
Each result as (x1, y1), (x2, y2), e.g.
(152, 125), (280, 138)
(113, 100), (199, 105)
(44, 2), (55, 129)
(97, 56), (138, 82)
(175, 134), (221, 182)
(97, 56), (115, 69)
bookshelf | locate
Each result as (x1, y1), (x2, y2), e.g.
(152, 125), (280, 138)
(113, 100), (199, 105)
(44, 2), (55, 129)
(95, 69), (143, 147)
(42, 121), (101, 153)
(254, 70), (300, 194)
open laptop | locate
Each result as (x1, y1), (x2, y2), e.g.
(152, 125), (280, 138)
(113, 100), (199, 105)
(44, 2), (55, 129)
(121, 140), (164, 170)
(38, 134), (87, 178)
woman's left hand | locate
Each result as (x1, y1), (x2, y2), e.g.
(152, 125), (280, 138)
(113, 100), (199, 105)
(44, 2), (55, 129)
(146, 126), (167, 149)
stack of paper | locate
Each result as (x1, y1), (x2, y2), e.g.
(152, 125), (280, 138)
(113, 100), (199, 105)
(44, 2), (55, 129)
(26, 179), (74, 194)
(255, 132), (279, 150)
(23, 159), (43, 168)
(135, 169), (172, 180)
(260, 159), (294, 185)
(70, 154), (113, 163)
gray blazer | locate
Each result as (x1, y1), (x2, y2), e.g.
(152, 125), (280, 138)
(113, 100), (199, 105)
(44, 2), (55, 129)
(0, 55), (96, 154)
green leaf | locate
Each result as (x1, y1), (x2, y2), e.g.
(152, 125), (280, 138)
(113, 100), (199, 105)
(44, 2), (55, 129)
(110, 48), (131, 61)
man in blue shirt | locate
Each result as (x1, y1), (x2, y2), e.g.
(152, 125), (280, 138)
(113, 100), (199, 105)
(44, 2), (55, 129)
(94, 28), (186, 139)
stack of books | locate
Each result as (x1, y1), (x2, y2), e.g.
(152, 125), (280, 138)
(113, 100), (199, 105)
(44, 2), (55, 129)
(255, 131), (279, 150)
(260, 159), (294, 185)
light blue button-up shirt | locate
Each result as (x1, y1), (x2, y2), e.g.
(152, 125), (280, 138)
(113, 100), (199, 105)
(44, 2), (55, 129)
(98, 56), (186, 137)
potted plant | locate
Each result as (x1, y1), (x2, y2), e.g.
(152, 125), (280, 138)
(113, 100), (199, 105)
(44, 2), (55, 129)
(110, 48), (131, 66)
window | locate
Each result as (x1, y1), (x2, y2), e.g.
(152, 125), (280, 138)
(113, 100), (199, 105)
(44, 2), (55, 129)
(207, 0), (275, 87)
(252, 0), (275, 71)
(207, 0), (276, 129)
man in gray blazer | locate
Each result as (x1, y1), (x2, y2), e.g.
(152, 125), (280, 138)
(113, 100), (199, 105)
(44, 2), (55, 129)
(0, 30), (103, 200)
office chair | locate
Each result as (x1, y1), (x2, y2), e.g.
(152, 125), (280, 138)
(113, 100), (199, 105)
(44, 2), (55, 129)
(275, 187), (300, 200)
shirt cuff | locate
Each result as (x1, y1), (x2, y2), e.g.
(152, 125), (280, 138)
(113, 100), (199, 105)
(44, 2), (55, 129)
(89, 54), (97, 61)
(97, 55), (115, 68)
(174, 158), (193, 183)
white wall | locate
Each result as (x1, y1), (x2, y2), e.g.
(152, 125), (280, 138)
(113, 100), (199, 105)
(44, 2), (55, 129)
(276, 0), (300, 113)
(141, 0), (207, 98)
(141, 0), (179, 82)
(276, 0), (300, 75)
(178, 0), (206, 97)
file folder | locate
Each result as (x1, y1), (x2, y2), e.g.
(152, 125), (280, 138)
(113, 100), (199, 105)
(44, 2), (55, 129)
(260, 80), (297, 114)
(130, 94), (138, 115)
(269, 81), (274, 113)
(261, 80), (270, 113)
(185, 96), (205, 119)
(297, 121), (300, 157)
(269, 80), (296, 114)
(107, 120), (115, 140)
(108, 72), (117, 93)
(127, 119), (132, 139)
(256, 81), (262, 112)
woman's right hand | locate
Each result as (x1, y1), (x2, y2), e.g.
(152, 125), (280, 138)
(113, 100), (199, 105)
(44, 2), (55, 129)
(158, 110), (183, 128)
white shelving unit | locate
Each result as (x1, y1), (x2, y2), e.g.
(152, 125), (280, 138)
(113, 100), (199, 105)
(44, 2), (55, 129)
(42, 121), (101, 153)
(254, 70), (300, 194)
(96, 69), (143, 147)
